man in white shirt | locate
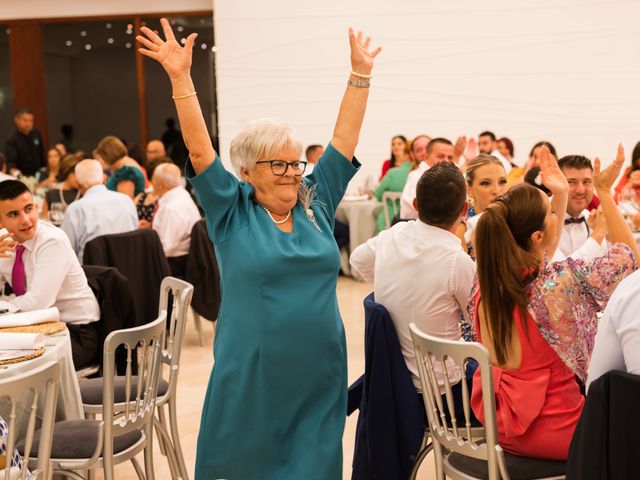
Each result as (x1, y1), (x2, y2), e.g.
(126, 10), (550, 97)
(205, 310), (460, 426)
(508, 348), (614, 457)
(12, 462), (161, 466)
(303, 144), (323, 177)
(587, 268), (640, 389)
(151, 163), (201, 278)
(478, 130), (512, 174)
(61, 160), (138, 262)
(399, 137), (454, 220)
(351, 162), (475, 390)
(555, 155), (607, 261)
(0, 180), (100, 369)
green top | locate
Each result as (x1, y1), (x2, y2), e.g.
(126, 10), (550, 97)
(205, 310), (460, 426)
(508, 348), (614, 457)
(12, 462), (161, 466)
(187, 143), (359, 479)
(374, 161), (412, 231)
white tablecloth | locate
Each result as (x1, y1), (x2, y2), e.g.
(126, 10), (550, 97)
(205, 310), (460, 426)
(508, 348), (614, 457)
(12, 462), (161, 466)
(336, 199), (383, 279)
(0, 329), (83, 434)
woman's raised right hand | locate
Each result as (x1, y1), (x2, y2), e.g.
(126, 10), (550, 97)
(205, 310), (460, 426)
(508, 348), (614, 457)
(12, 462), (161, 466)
(136, 18), (197, 80)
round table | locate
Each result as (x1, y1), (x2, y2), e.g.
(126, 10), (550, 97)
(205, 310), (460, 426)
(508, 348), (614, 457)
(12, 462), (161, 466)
(335, 199), (383, 279)
(0, 329), (83, 435)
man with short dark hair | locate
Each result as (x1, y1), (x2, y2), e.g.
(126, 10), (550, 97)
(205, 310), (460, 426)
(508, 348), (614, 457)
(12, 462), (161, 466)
(304, 144), (324, 176)
(4, 108), (45, 177)
(399, 137), (453, 220)
(555, 155), (607, 261)
(478, 130), (511, 174)
(350, 162), (475, 390)
(0, 180), (100, 369)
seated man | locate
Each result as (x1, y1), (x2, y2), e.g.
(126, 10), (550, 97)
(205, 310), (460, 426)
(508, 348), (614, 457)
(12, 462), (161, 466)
(61, 159), (138, 262)
(350, 162), (475, 403)
(0, 180), (100, 369)
(151, 163), (201, 278)
(553, 155), (608, 261)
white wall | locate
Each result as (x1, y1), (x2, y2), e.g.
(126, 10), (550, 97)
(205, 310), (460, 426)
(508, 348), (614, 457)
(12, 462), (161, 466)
(214, 0), (640, 187)
(0, 1), (212, 20)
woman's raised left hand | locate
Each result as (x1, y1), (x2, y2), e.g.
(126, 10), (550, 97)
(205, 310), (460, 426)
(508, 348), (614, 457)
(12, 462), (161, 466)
(349, 28), (381, 76)
(594, 144), (625, 193)
(539, 145), (569, 195)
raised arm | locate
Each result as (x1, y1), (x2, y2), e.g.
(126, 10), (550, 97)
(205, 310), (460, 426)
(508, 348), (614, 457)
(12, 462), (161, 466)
(136, 18), (215, 174)
(331, 29), (382, 160)
(594, 144), (640, 259)
(539, 145), (569, 259)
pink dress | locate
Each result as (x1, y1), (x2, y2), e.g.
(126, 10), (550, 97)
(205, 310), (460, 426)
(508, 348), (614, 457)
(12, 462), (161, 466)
(469, 243), (636, 460)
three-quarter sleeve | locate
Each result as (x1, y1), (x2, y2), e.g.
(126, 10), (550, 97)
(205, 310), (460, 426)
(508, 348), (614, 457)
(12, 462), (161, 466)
(186, 156), (250, 242)
(305, 143), (359, 223)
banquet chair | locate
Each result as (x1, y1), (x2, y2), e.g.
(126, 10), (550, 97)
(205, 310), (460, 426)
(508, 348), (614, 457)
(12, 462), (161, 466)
(409, 323), (566, 480)
(381, 191), (402, 230)
(80, 277), (194, 479)
(28, 313), (166, 480)
(9, 361), (60, 480)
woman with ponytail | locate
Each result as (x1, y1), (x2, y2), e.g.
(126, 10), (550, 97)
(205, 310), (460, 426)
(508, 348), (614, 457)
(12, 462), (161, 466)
(468, 145), (638, 460)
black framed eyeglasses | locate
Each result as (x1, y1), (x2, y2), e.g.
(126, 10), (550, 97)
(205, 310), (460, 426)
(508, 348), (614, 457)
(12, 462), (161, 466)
(255, 160), (308, 176)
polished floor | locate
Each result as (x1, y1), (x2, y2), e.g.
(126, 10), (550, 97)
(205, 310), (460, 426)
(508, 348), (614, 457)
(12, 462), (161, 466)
(93, 276), (436, 479)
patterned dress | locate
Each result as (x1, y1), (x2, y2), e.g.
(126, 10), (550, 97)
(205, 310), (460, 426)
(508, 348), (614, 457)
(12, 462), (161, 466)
(469, 244), (636, 459)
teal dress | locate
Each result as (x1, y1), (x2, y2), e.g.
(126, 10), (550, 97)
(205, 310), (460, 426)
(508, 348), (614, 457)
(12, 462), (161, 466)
(186, 143), (359, 479)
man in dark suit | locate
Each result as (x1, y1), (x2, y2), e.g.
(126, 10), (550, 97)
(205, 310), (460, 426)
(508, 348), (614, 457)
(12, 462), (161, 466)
(4, 108), (45, 177)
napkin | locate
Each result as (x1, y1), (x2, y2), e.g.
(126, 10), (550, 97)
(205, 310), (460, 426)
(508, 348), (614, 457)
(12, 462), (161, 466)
(0, 332), (45, 350)
(0, 308), (59, 328)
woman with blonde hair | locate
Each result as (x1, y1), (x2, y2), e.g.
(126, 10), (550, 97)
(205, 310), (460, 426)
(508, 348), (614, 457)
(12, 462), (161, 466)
(469, 145), (638, 460)
(456, 154), (507, 256)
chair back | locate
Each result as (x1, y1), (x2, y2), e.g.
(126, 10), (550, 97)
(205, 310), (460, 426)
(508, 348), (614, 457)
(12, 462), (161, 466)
(101, 312), (166, 448)
(410, 323), (502, 480)
(1, 361), (60, 480)
(158, 277), (194, 400)
(381, 191), (402, 229)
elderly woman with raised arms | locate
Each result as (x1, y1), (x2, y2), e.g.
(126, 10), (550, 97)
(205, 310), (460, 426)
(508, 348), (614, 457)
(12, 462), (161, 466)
(137, 19), (380, 479)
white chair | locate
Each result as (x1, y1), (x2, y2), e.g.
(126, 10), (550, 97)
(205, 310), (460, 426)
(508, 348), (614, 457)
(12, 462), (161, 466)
(35, 313), (167, 480)
(80, 277), (194, 479)
(10, 361), (60, 480)
(381, 191), (402, 229)
(409, 323), (566, 480)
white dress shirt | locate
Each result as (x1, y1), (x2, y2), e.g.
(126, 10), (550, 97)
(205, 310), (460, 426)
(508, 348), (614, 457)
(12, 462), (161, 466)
(553, 209), (606, 262)
(490, 149), (512, 174)
(0, 221), (99, 325)
(587, 269), (640, 390)
(61, 184), (138, 262)
(153, 186), (201, 257)
(399, 162), (429, 220)
(350, 220), (476, 389)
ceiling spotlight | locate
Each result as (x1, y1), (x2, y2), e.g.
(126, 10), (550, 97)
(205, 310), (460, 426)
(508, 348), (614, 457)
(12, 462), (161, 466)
(107, 38), (114, 44)
(5, 28), (11, 35)
(125, 42), (132, 49)
(65, 40), (73, 47)
(126, 29), (133, 35)
(211, 46), (218, 53)
(201, 43), (207, 49)
(180, 38), (186, 45)
(127, 23), (133, 30)
(106, 23), (112, 29)
(84, 44), (92, 50)
(177, 26), (184, 32)
(80, 30), (87, 37)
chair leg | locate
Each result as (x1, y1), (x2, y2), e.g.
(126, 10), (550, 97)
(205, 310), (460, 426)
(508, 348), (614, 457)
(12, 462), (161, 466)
(409, 433), (433, 480)
(168, 395), (189, 479)
(144, 423), (156, 480)
(432, 439), (446, 480)
(131, 456), (146, 480)
(191, 308), (205, 347)
(155, 409), (180, 479)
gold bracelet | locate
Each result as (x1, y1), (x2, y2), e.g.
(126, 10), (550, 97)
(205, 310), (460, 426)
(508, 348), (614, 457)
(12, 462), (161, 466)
(172, 91), (197, 100)
(350, 70), (372, 79)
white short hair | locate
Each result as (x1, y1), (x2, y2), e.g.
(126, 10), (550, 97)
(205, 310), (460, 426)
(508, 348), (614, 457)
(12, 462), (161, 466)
(229, 118), (303, 176)
(75, 159), (104, 188)
(153, 162), (183, 189)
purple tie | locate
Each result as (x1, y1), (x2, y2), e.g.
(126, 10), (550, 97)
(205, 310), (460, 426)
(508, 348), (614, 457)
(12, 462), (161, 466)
(12, 245), (26, 296)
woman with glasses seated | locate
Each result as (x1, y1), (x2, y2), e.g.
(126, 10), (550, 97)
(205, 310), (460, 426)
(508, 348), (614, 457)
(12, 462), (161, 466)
(137, 19), (380, 479)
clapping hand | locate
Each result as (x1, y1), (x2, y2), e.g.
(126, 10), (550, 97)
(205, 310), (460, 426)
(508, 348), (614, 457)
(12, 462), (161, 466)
(464, 137), (478, 161)
(0, 233), (16, 258)
(539, 146), (569, 195)
(453, 136), (467, 160)
(594, 144), (625, 192)
(349, 28), (381, 76)
(136, 18), (197, 79)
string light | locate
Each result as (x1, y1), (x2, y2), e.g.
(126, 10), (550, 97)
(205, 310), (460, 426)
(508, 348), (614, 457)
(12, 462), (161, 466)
(80, 30), (87, 37)
(180, 38), (186, 45)
(107, 38), (114, 44)
(65, 40), (73, 47)
(125, 42), (132, 49)
(84, 44), (92, 50)
(201, 43), (207, 49)
(106, 23), (112, 29)
(177, 26), (184, 32)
